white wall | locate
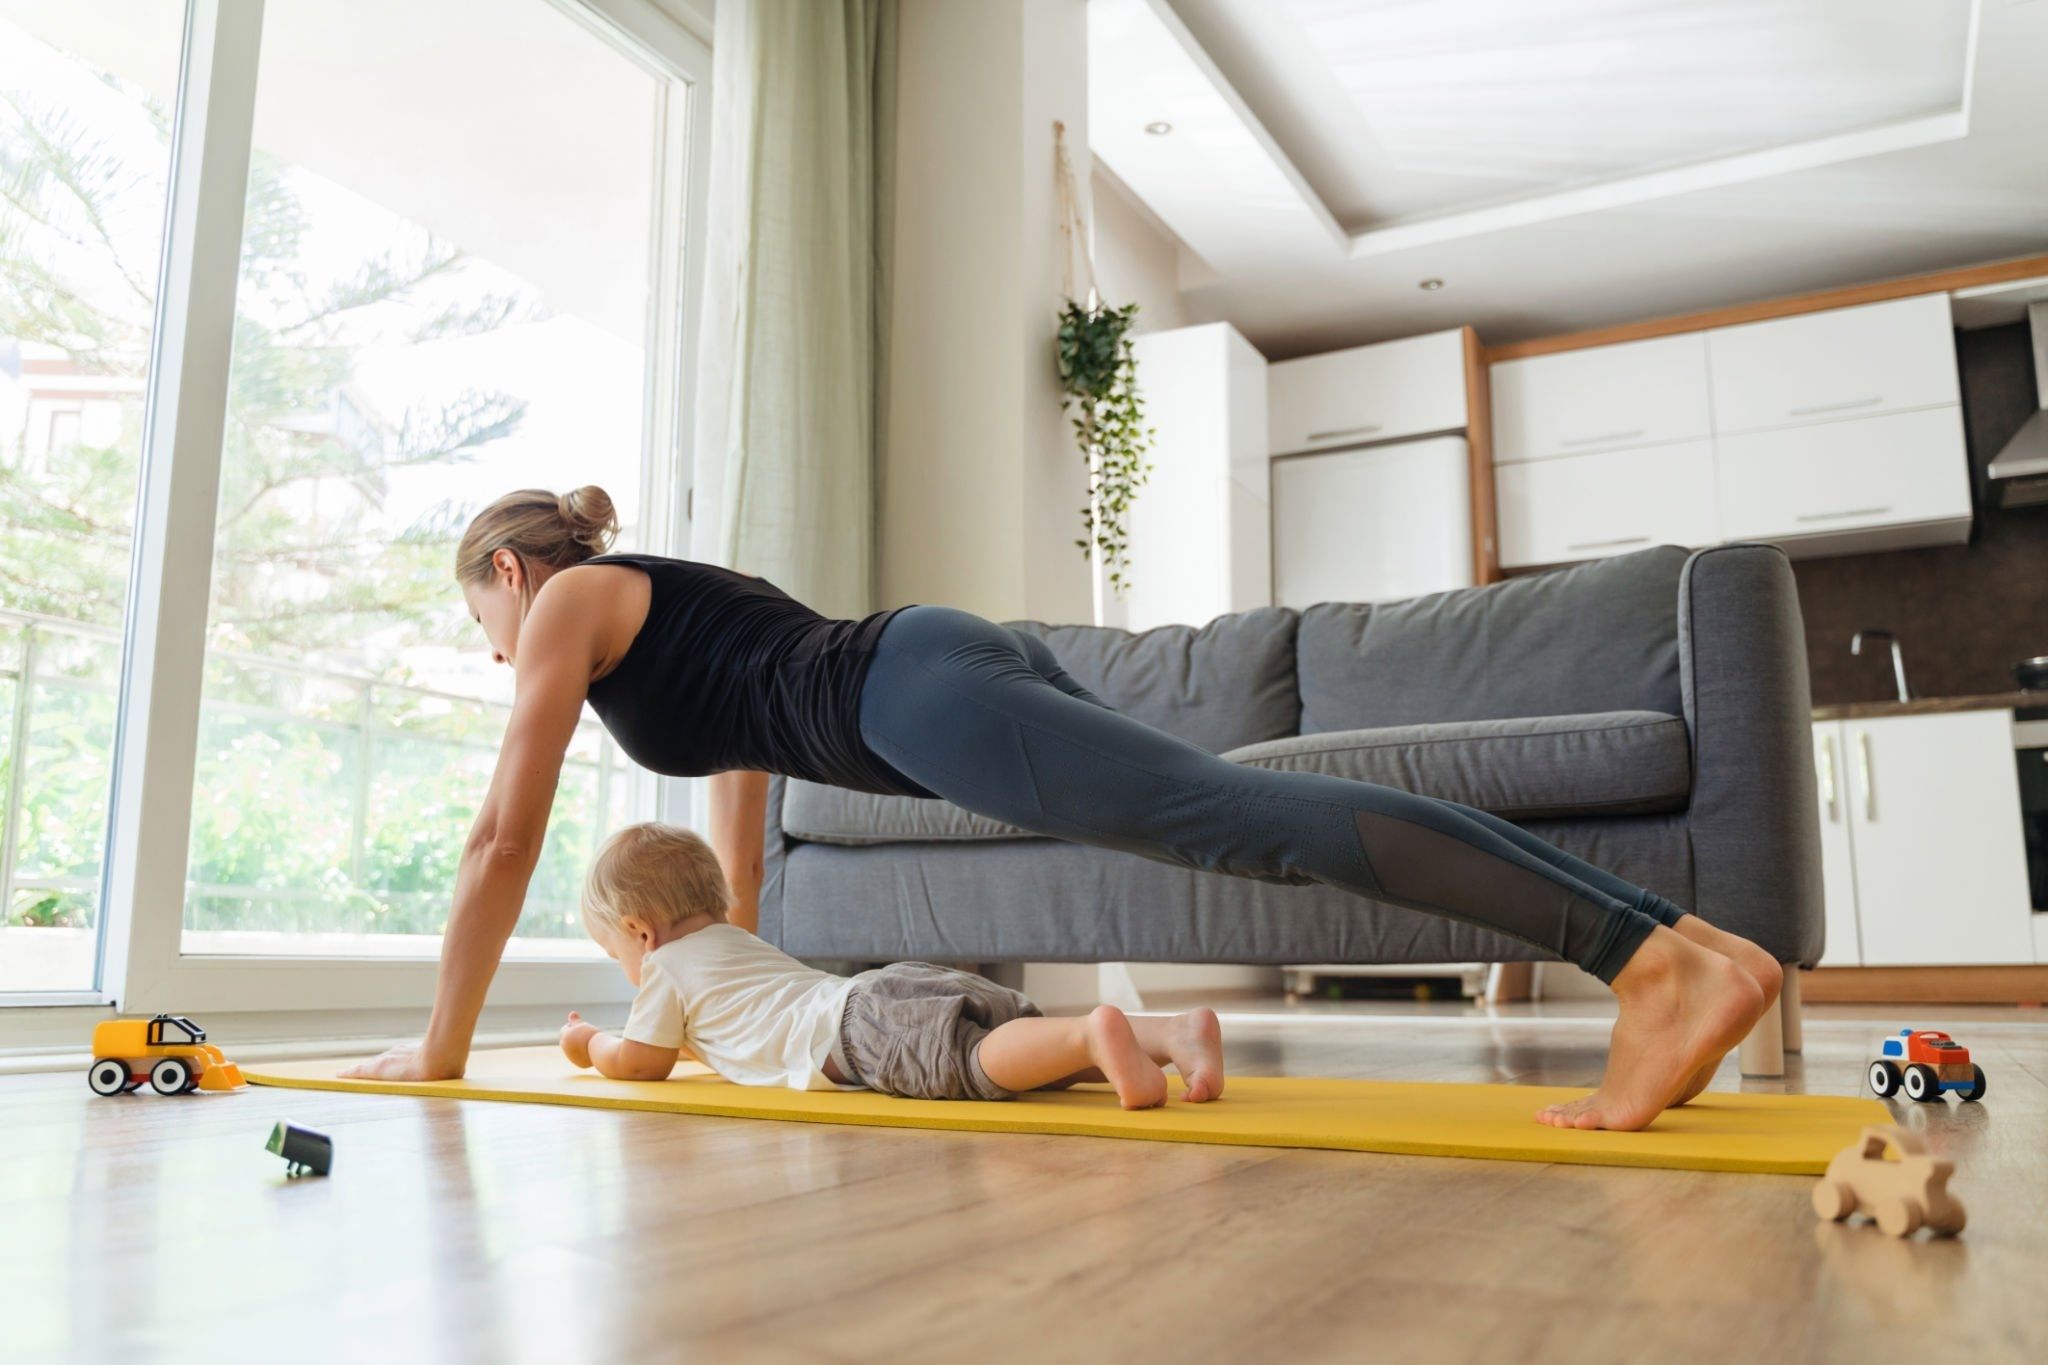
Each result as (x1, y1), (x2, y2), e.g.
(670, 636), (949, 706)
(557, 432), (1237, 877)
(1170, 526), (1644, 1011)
(880, 0), (1093, 625)
(1091, 165), (1192, 334)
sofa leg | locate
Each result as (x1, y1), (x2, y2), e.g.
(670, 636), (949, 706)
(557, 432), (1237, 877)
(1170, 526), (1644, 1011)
(1780, 969), (1803, 1055)
(1485, 962), (1536, 1004)
(1739, 991), (1786, 1078)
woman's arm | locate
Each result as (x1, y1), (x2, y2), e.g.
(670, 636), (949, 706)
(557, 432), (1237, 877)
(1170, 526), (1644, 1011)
(707, 768), (769, 934)
(340, 581), (606, 1081)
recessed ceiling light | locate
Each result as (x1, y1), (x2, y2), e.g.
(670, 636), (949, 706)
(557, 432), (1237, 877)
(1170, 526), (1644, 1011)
(1144, 121), (1173, 136)
(1418, 278), (1445, 291)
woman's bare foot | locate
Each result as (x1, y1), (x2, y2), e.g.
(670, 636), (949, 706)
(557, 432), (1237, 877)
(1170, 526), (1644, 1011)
(1086, 1006), (1168, 1110)
(1166, 1007), (1226, 1102)
(1667, 915), (1784, 1104)
(1534, 928), (1767, 1131)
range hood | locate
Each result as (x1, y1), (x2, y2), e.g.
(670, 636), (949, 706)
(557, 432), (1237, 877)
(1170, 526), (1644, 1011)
(1987, 300), (2048, 508)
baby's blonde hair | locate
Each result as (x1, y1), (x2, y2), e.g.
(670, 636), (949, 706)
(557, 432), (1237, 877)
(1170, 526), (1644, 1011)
(581, 822), (733, 935)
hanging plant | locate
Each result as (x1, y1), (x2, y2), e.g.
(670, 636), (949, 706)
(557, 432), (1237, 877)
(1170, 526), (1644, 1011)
(1056, 299), (1153, 595)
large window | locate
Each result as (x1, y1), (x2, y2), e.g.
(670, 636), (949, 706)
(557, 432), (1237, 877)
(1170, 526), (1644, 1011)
(0, 4), (185, 992)
(182, 0), (665, 959)
(0, 0), (707, 1006)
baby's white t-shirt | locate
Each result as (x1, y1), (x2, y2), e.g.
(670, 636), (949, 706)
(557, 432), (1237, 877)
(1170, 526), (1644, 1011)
(622, 923), (859, 1091)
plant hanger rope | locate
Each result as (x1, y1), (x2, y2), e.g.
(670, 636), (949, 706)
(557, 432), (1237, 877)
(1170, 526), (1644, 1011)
(1053, 120), (1098, 307)
(1051, 122), (1151, 599)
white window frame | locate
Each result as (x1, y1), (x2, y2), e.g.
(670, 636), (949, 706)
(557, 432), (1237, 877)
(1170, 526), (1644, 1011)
(0, 0), (714, 1017)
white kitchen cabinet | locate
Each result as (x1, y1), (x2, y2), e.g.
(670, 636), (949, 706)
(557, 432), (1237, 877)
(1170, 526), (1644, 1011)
(1122, 323), (1269, 631)
(1833, 711), (2035, 967)
(1811, 724), (1862, 966)
(1271, 437), (1473, 608)
(1490, 332), (1711, 463)
(1495, 440), (1718, 570)
(1706, 293), (1960, 436)
(1267, 329), (1467, 456)
(1713, 405), (1971, 550)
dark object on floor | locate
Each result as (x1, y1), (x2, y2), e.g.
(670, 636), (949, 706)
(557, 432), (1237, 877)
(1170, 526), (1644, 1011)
(266, 1121), (333, 1177)
(2016, 655), (2048, 691)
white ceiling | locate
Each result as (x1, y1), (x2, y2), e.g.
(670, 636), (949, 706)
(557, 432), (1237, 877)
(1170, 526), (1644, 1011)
(1090, 0), (2048, 358)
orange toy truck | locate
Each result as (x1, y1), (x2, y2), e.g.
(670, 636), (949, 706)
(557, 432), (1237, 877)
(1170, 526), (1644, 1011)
(87, 1014), (245, 1095)
(1866, 1028), (1986, 1102)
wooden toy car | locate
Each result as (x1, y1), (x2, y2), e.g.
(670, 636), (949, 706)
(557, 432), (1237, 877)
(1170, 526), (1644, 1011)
(1812, 1125), (1966, 1237)
(1866, 1028), (1985, 1102)
(87, 1014), (245, 1095)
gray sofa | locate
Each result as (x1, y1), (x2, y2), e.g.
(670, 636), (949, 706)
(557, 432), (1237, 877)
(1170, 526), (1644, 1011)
(759, 543), (1824, 975)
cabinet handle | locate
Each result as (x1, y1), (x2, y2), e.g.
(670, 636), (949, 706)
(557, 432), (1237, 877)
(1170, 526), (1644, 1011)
(1818, 735), (1837, 820)
(1788, 396), (1883, 417)
(1561, 428), (1646, 447)
(1304, 423), (1383, 443)
(1856, 730), (1874, 821)
(1565, 535), (1650, 551)
(1794, 506), (1891, 524)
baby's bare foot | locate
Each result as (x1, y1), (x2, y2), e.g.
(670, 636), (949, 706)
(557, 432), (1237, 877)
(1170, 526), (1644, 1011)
(1167, 1007), (1225, 1102)
(1534, 928), (1766, 1132)
(1086, 1005), (1167, 1110)
(1668, 915), (1784, 1104)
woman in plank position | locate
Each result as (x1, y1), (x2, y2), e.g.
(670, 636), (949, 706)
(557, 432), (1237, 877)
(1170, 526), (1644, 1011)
(343, 486), (1780, 1131)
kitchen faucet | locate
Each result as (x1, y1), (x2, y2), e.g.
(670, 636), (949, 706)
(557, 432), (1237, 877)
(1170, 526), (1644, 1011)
(1851, 629), (1911, 703)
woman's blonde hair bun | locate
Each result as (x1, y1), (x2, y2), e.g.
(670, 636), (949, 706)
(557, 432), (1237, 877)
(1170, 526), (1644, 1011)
(557, 485), (620, 554)
(455, 485), (622, 592)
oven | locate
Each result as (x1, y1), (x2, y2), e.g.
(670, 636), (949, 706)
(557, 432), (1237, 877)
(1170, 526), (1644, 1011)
(2018, 712), (2048, 913)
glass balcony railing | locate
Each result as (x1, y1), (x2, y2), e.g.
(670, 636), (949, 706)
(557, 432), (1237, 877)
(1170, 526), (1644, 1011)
(0, 604), (641, 989)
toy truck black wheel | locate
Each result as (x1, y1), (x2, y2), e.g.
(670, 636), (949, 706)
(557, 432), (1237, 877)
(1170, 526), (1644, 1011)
(149, 1057), (192, 1095)
(87, 1058), (131, 1096)
(1959, 1065), (1987, 1102)
(1867, 1060), (1901, 1097)
(1903, 1064), (1941, 1102)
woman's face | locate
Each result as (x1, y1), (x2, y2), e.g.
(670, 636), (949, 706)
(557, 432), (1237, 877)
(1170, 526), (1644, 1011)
(462, 549), (526, 667)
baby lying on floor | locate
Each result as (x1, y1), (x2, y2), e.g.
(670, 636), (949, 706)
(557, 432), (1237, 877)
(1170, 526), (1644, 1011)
(559, 822), (1225, 1110)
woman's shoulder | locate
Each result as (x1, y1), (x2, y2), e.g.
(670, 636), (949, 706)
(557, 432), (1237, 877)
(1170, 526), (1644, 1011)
(583, 552), (767, 583)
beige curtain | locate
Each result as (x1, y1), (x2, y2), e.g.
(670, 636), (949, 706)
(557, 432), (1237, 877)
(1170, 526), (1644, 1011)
(690, 0), (896, 620)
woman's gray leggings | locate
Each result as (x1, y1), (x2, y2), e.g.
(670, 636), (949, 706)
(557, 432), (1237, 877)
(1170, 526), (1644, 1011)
(856, 606), (1686, 985)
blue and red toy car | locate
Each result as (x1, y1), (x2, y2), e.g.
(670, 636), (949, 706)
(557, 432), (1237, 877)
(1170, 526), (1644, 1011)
(1867, 1029), (1986, 1102)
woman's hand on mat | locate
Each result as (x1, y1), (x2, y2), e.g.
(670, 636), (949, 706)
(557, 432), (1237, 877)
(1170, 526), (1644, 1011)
(339, 1041), (465, 1082)
(559, 1011), (600, 1069)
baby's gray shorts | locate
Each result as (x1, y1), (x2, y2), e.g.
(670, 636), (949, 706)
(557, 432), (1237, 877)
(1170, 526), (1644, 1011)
(832, 961), (1042, 1101)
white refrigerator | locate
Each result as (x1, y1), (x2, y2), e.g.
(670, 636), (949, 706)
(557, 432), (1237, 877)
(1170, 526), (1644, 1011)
(1270, 436), (1474, 609)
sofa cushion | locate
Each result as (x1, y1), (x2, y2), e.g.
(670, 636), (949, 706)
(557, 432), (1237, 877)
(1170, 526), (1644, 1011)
(1005, 606), (1299, 754)
(1296, 544), (1687, 733)
(779, 709), (1690, 845)
(1224, 710), (1692, 821)
(782, 782), (1040, 846)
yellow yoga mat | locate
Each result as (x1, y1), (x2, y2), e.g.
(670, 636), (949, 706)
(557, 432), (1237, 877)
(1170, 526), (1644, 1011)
(246, 1046), (1887, 1175)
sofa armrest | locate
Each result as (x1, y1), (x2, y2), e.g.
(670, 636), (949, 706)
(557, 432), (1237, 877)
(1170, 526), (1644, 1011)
(1678, 543), (1825, 964)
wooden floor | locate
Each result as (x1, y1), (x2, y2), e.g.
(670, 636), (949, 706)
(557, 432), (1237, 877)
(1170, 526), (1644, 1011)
(4, 1001), (2044, 1364)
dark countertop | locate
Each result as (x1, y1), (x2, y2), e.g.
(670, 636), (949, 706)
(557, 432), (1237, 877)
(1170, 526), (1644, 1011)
(1810, 690), (2048, 721)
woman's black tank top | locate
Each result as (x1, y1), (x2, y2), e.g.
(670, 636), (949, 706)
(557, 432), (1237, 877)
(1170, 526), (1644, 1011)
(579, 553), (932, 798)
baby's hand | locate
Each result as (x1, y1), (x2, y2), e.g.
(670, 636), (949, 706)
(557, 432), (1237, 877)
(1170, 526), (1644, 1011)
(559, 1010), (600, 1068)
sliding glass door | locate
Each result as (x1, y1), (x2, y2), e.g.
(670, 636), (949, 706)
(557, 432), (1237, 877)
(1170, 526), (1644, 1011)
(181, 0), (667, 962)
(0, 0), (709, 1011)
(0, 4), (187, 993)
